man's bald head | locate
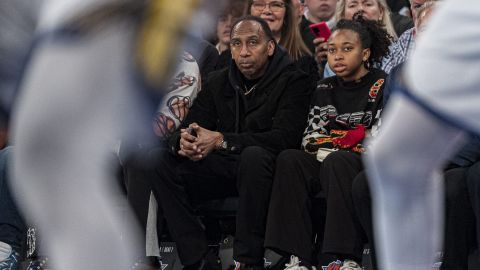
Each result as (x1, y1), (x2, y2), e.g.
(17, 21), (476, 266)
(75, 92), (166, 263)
(230, 15), (276, 44)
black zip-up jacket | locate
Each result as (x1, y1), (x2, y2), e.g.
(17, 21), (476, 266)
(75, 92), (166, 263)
(169, 46), (315, 155)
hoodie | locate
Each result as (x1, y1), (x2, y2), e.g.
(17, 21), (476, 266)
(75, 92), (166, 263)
(169, 46), (315, 155)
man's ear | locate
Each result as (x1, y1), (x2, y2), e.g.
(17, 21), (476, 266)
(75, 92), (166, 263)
(267, 40), (275, 56)
(362, 48), (371, 62)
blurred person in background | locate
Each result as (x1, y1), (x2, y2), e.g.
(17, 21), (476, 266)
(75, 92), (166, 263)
(10, 0), (221, 269)
(0, 0), (43, 268)
(304, 0), (337, 25)
(364, 0), (480, 269)
(315, 0), (398, 76)
(301, 0), (338, 53)
(248, 0), (320, 80)
(209, 0), (247, 70)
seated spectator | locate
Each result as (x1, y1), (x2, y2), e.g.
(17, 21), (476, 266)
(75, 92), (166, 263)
(125, 16), (314, 270)
(209, 0), (247, 70)
(247, 0), (319, 80)
(314, 0), (398, 76)
(300, 0), (338, 53)
(211, 0), (246, 54)
(264, 15), (391, 270)
(380, 0), (438, 74)
(304, 0), (337, 26)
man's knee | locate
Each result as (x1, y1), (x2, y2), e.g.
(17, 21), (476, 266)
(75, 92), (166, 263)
(240, 146), (274, 166)
(238, 146), (275, 187)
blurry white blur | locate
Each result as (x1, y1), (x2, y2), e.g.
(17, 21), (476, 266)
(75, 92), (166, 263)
(8, 0), (223, 269)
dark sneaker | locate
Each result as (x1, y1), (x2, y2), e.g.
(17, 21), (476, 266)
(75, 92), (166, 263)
(0, 250), (20, 270)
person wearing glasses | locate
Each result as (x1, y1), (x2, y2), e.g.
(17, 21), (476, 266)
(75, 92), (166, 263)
(248, 0), (319, 80)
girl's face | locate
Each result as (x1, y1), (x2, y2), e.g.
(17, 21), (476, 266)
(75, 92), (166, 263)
(344, 0), (384, 21)
(217, 14), (234, 47)
(250, 0), (287, 38)
(327, 29), (370, 81)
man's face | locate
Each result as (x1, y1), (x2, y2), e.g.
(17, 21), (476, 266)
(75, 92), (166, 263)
(305, 0), (337, 22)
(344, 0), (384, 21)
(217, 14), (234, 46)
(230, 20), (275, 80)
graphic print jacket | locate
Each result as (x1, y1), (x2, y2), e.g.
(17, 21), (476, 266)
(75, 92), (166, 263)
(302, 68), (386, 155)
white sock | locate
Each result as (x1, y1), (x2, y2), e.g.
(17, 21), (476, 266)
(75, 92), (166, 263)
(0, 241), (13, 261)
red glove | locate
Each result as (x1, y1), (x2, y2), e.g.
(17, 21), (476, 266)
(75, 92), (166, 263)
(332, 125), (366, 149)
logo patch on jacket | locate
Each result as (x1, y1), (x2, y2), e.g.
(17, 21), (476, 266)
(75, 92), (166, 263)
(369, 78), (385, 99)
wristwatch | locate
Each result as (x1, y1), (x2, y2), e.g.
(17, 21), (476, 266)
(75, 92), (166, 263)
(219, 139), (228, 151)
(216, 133), (228, 151)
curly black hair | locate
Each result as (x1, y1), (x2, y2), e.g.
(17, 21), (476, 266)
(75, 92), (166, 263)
(334, 13), (393, 67)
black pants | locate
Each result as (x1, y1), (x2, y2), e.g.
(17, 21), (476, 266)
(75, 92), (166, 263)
(126, 146), (275, 266)
(466, 160), (480, 252)
(265, 150), (365, 263)
(353, 167), (476, 270)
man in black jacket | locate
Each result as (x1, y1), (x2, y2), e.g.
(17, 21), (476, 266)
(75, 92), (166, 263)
(133, 16), (314, 270)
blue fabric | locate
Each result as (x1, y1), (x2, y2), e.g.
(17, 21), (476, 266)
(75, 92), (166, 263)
(0, 147), (25, 250)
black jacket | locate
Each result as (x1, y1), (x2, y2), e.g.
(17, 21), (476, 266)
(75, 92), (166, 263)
(169, 46), (315, 155)
(299, 16), (315, 54)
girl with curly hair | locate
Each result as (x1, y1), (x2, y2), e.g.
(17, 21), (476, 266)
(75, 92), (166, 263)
(263, 15), (392, 270)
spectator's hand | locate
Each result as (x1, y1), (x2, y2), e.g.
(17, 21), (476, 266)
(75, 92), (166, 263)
(332, 125), (366, 149)
(190, 123), (223, 159)
(178, 126), (201, 160)
(313, 37), (328, 64)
